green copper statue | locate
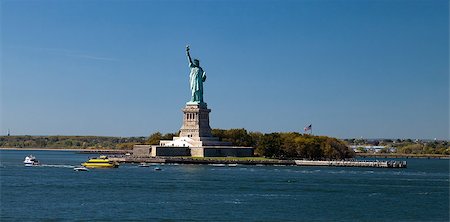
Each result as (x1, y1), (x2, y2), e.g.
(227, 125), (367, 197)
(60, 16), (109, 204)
(186, 45), (206, 104)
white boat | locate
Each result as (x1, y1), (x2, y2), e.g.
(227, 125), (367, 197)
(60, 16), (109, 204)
(227, 164), (238, 167)
(138, 163), (150, 167)
(154, 166), (162, 171)
(73, 166), (89, 171)
(23, 155), (40, 166)
(209, 164), (226, 167)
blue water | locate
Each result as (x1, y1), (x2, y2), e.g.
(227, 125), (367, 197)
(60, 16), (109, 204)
(1, 150), (448, 221)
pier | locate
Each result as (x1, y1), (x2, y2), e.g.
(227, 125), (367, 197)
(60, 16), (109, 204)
(294, 160), (407, 168)
(109, 157), (407, 168)
(356, 153), (449, 159)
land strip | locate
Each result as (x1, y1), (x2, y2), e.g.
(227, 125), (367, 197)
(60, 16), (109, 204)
(110, 156), (407, 168)
(3, 147), (448, 159)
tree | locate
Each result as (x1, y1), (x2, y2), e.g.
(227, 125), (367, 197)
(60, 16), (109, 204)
(398, 144), (422, 154)
(211, 129), (226, 140)
(146, 132), (162, 145)
(162, 133), (176, 140)
(257, 133), (283, 158)
(212, 128), (254, 147)
(224, 128), (254, 147)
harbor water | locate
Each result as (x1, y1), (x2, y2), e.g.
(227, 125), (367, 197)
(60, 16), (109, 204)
(1, 150), (449, 221)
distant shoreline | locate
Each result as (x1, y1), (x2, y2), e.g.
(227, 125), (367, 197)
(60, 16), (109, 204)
(0, 147), (129, 152)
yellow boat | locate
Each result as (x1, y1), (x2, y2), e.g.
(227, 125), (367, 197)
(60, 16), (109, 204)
(82, 156), (119, 168)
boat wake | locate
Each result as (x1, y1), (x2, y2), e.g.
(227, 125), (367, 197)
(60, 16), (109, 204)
(39, 164), (75, 168)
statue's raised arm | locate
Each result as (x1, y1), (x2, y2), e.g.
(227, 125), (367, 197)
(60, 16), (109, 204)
(186, 45), (193, 66)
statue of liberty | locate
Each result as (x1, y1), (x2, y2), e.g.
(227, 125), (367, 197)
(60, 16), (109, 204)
(186, 45), (206, 104)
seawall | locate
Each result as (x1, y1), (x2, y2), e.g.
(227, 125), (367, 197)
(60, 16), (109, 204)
(109, 157), (407, 168)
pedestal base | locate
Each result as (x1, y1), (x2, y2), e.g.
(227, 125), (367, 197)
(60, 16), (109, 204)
(134, 101), (254, 158)
(179, 103), (212, 138)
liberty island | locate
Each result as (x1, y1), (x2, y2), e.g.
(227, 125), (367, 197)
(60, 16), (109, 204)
(128, 47), (406, 168)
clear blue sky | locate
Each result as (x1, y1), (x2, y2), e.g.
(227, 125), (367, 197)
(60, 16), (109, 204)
(1, 0), (448, 139)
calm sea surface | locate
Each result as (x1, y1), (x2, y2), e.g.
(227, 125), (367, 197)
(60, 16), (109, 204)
(0, 150), (448, 221)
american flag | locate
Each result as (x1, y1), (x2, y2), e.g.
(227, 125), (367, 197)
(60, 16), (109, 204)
(304, 124), (312, 132)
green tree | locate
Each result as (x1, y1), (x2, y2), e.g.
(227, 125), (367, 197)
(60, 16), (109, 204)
(398, 144), (423, 154)
(224, 128), (254, 147)
(146, 132), (162, 145)
(161, 133), (177, 140)
(257, 133), (283, 158)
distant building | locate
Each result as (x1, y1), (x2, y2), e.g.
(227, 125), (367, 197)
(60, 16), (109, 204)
(349, 145), (396, 153)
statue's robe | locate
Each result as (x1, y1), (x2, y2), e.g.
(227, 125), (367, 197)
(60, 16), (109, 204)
(189, 63), (206, 102)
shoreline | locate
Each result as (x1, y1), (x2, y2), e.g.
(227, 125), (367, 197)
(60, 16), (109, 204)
(112, 157), (407, 168)
(0, 147), (130, 152)
(2, 147), (448, 159)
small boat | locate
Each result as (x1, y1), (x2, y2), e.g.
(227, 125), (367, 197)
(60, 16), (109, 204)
(24, 155), (40, 166)
(209, 164), (226, 167)
(138, 163), (150, 167)
(227, 164), (238, 167)
(154, 166), (162, 171)
(82, 156), (119, 168)
(73, 166), (89, 171)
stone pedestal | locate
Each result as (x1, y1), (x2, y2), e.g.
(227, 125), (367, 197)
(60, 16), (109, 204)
(179, 102), (212, 138)
(175, 102), (232, 147)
